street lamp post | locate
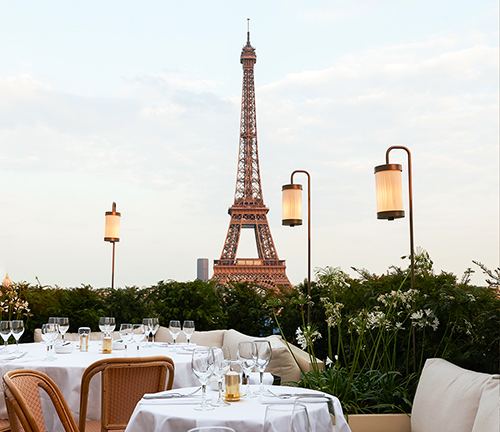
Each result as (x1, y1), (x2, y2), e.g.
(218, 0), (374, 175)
(374, 146), (416, 370)
(282, 170), (311, 323)
(104, 202), (121, 289)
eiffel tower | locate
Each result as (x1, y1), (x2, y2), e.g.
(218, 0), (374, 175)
(212, 22), (292, 290)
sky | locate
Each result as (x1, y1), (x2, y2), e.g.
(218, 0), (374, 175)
(0, 1), (498, 289)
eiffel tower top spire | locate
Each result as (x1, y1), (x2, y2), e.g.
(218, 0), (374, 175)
(235, 18), (262, 207)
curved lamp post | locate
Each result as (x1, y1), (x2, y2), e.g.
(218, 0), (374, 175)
(282, 170), (311, 323)
(104, 202), (121, 289)
(374, 146), (416, 370)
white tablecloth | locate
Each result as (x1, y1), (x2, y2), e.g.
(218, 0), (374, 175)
(125, 385), (351, 432)
(0, 341), (199, 430)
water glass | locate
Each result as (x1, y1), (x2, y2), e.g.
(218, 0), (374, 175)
(119, 323), (133, 350)
(142, 318), (153, 347)
(57, 317), (69, 341)
(168, 320), (181, 351)
(191, 347), (215, 411)
(183, 320), (195, 345)
(0, 321), (12, 351)
(150, 318), (159, 345)
(295, 395), (336, 432)
(211, 346), (232, 407)
(132, 324), (145, 351)
(11, 320), (24, 352)
(237, 341), (257, 398)
(254, 339), (272, 394)
(42, 323), (59, 361)
(263, 403), (311, 432)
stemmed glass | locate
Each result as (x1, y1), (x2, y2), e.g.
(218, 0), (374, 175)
(132, 324), (145, 351)
(254, 340), (272, 394)
(150, 318), (159, 345)
(0, 321), (12, 351)
(142, 318), (153, 348)
(211, 346), (232, 407)
(57, 317), (69, 341)
(41, 323), (59, 361)
(263, 403), (311, 432)
(168, 320), (181, 351)
(191, 347), (215, 411)
(11, 320), (25, 352)
(183, 320), (195, 346)
(119, 323), (133, 350)
(237, 341), (257, 398)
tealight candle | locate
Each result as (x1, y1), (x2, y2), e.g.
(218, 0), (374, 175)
(225, 371), (240, 402)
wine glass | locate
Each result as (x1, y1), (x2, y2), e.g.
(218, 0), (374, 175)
(295, 395), (335, 432)
(263, 403), (311, 432)
(254, 339), (272, 394)
(142, 318), (153, 348)
(237, 341), (257, 398)
(183, 320), (195, 345)
(57, 317), (69, 341)
(41, 323), (59, 361)
(191, 347), (215, 411)
(150, 318), (160, 345)
(119, 323), (133, 350)
(168, 320), (181, 351)
(0, 321), (12, 351)
(48, 317), (58, 324)
(211, 346), (232, 407)
(132, 324), (145, 351)
(11, 320), (24, 352)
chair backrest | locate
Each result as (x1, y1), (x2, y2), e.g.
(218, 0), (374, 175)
(2, 369), (79, 432)
(79, 356), (175, 432)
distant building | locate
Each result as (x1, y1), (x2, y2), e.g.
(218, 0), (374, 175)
(197, 259), (209, 282)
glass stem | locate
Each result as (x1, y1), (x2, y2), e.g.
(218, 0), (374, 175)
(218, 379), (223, 400)
(201, 383), (207, 405)
(260, 370), (264, 388)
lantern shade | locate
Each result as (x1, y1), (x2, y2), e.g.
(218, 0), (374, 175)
(282, 184), (302, 226)
(374, 163), (405, 220)
(104, 203), (121, 242)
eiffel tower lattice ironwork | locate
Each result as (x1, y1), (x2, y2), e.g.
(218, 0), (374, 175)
(213, 24), (292, 290)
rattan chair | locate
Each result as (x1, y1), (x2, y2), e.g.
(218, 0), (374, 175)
(2, 369), (79, 432)
(79, 356), (175, 432)
(0, 419), (10, 432)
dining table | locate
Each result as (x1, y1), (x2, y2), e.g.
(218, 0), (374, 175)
(0, 340), (201, 431)
(125, 385), (352, 432)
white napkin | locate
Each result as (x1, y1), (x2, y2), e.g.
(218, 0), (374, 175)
(0, 353), (40, 363)
(140, 396), (203, 405)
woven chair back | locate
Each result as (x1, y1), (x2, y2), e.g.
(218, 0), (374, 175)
(2, 369), (79, 432)
(79, 356), (174, 432)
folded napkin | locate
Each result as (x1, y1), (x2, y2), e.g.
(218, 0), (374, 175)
(140, 396), (203, 405)
(112, 341), (125, 350)
(0, 353), (39, 363)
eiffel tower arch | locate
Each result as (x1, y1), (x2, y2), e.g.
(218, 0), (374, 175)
(212, 23), (292, 290)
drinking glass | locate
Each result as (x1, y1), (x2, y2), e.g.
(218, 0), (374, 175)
(48, 317), (58, 324)
(99, 317), (116, 335)
(237, 341), (257, 398)
(0, 321), (12, 351)
(57, 317), (69, 341)
(41, 323), (59, 361)
(295, 395), (336, 432)
(168, 320), (181, 351)
(191, 347), (215, 411)
(211, 346), (231, 407)
(142, 318), (153, 347)
(150, 318), (160, 345)
(132, 324), (145, 351)
(119, 323), (133, 350)
(11, 320), (24, 352)
(183, 320), (195, 345)
(263, 403), (311, 432)
(254, 339), (272, 394)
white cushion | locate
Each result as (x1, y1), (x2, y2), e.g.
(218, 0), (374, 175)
(471, 376), (500, 432)
(411, 358), (494, 432)
(155, 327), (225, 348)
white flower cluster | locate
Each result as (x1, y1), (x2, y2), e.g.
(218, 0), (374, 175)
(377, 288), (417, 309)
(410, 308), (439, 331)
(321, 298), (344, 328)
(296, 325), (322, 350)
